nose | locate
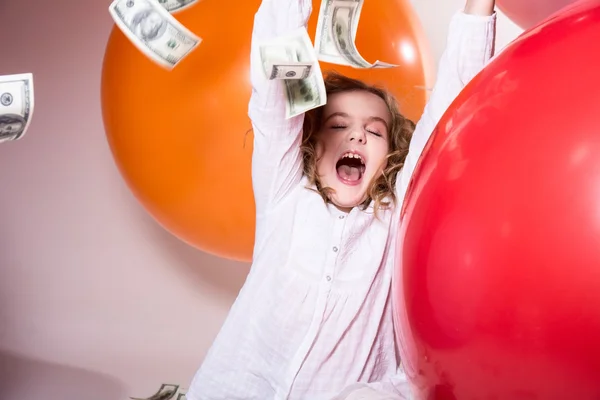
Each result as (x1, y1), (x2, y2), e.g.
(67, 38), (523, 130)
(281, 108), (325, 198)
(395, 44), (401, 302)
(348, 128), (366, 144)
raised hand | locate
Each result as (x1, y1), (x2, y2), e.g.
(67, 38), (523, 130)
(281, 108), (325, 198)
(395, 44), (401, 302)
(464, 0), (496, 15)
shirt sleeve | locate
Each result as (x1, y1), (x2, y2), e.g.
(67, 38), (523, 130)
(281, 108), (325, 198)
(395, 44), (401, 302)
(394, 10), (497, 205)
(249, 0), (313, 218)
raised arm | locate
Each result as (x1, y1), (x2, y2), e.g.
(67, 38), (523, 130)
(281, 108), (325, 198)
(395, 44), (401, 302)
(249, 0), (313, 218)
(394, 1), (497, 205)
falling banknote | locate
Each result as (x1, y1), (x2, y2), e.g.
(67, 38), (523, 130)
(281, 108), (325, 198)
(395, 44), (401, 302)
(157, 0), (197, 13)
(257, 27), (327, 119)
(314, 0), (397, 68)
(0, 73), (34, 144)
(130, 383), (180, 400)
(108, 0), (201, 69)
(260, 42), (314, 80)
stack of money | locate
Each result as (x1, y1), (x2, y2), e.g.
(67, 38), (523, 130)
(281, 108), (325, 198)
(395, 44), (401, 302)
(0, 73), (34, 144)
(108, 0), (201, 69)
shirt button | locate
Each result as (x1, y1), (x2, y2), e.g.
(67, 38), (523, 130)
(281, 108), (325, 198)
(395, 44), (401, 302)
(339, 215), (345, 219)
(333, 246), (338, 252)
(326, 275), (332, 281)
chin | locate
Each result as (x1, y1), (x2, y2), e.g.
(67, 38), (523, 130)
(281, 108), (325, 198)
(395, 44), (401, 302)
(318, 167), (376, 210)
(329, 187), (368, 210)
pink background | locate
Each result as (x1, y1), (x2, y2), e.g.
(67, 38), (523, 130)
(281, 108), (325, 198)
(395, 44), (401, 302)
(0, 0), (521, 399)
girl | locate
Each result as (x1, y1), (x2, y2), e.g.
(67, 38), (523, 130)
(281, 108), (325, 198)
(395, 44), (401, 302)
(187, 0), (496, 399)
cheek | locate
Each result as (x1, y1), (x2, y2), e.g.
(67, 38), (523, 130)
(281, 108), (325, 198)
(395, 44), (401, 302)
(315, 137), (337, 165)
(371, 143), (390, 171)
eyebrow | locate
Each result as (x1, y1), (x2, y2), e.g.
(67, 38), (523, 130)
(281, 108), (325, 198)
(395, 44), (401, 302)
(323, 112), (390, 131)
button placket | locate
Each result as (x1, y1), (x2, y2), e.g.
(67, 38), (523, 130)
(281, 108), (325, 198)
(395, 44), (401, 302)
(283, 210), (348, 393)
(324, 212), (347, 284)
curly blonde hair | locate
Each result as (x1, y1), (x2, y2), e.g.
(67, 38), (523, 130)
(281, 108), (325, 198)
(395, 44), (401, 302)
(301, 71), (416, 213)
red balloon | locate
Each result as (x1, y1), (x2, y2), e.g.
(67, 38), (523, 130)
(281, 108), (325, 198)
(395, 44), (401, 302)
(395, 1), (600, 398)
(497, 0), (578, 28)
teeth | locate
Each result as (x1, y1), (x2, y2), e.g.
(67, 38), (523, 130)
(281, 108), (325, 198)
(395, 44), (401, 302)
(341, 152), (365, 164)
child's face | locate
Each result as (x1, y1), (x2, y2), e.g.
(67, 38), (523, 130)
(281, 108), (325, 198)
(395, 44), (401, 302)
(315, 90), (391, 211)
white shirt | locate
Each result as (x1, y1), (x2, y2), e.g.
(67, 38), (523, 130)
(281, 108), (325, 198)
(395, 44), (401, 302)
(187, 2), (496, 399)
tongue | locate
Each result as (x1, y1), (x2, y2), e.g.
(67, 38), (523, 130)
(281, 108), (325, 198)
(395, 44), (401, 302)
(338, 165), (362, 181)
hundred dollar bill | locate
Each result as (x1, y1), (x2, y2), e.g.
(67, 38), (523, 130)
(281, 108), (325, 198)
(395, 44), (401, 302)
(267, 63), (314, 80)
(130, 383), (179, 400)
(0, 73), (34, 144)
(157, 0), (197, 13)
(260, 42), (314, 80)
(283, 67), (327, 118)
(108, 0), (201, 69)
(314, 0), (397, 69)
(257, 27), (327, 118)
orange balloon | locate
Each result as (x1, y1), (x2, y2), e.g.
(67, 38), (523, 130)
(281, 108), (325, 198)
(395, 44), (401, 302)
(101, 0), (433, 261)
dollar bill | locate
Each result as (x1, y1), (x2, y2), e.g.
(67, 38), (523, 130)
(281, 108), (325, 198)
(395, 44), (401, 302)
(130, 383), (179, 400)
(260, 43), (314, 80)
(284, 70), (327, 118)
(267, 63), (313, 80)
(0, 73), (34, 144)
(157, 0), (197, 13)
(314, 0), (397, 69)
(108, 0), (201, 69)
(257, 27), (327, 118)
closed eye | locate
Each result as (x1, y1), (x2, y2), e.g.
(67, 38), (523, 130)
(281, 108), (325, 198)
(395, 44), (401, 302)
(367, 129), (382, 137)
(331, 125), (347, 130)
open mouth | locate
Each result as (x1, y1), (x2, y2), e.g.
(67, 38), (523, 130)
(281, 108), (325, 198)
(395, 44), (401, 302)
(336, 152), (366, 185)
